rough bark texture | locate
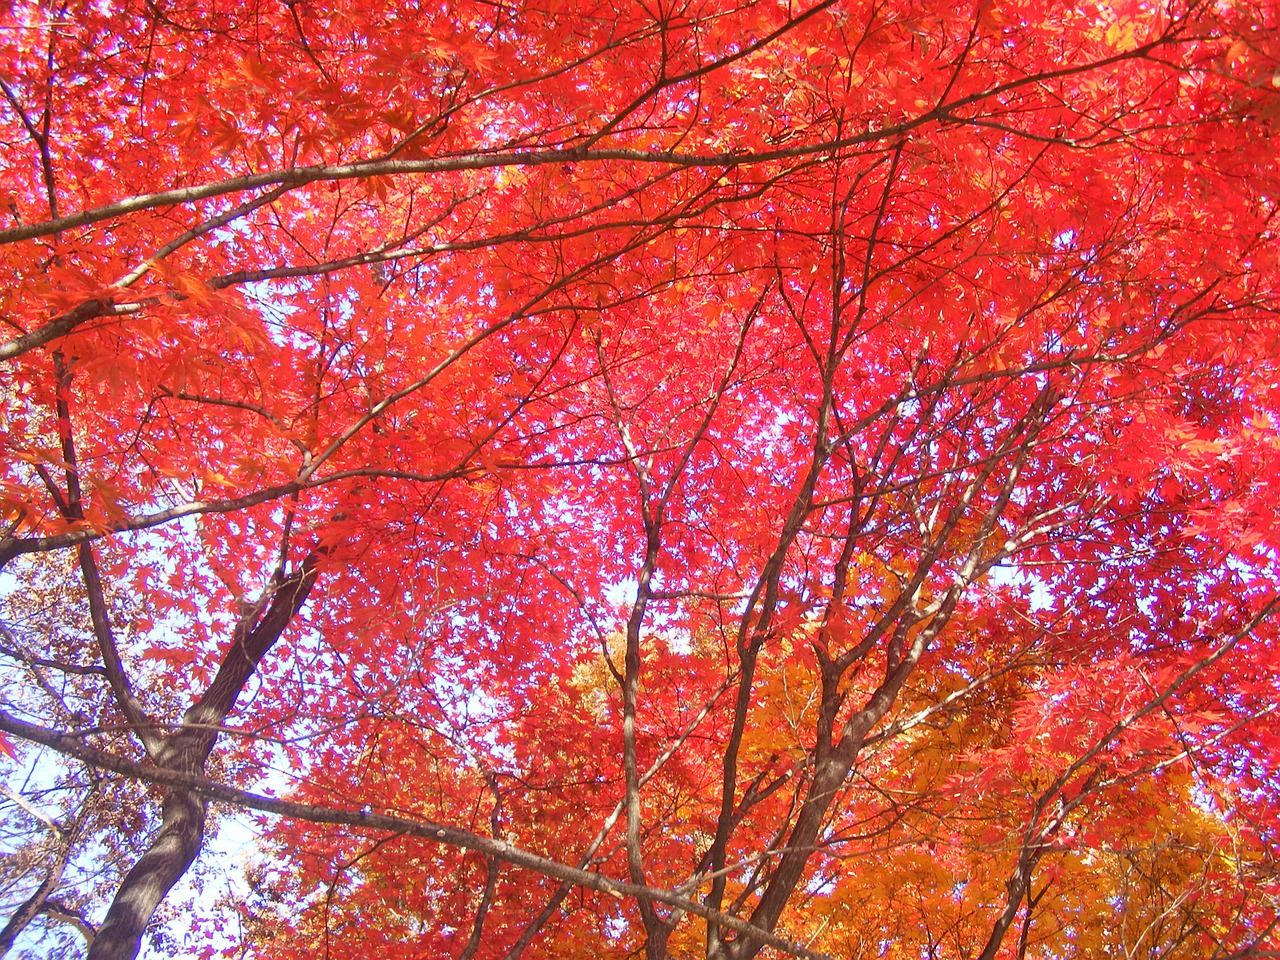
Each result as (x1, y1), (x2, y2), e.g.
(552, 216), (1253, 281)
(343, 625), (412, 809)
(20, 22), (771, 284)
(85, 558), (319, 960)
(87, 786), (206, 960)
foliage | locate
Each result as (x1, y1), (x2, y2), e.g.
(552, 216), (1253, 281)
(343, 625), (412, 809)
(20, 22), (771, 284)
(1, 0), (1279, 959)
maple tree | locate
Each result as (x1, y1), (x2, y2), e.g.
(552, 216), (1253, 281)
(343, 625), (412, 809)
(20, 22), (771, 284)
(1, 0), (1279, 958)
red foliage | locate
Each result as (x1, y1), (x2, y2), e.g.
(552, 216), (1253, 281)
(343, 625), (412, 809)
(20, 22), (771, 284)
(1, 1), (1278, 959)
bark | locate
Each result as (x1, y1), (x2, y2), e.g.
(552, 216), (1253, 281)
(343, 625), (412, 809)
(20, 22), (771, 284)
(87, 785), (205, 960)
(85, 558), (319, 960)
(0, 832), (73, 956)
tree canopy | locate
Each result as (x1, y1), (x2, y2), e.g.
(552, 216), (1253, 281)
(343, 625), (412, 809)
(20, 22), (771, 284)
(1, 0), (1278, 958)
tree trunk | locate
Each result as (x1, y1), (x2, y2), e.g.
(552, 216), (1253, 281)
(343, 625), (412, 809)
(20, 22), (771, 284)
(86, 558), (319, 960)
(86, 787), (205, 960)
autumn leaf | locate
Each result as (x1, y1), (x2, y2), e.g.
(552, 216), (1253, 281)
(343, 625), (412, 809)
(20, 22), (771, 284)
(0, 3), (1278, 960)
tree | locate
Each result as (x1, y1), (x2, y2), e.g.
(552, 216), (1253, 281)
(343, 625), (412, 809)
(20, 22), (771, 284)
(1, 0), (1278, 958)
